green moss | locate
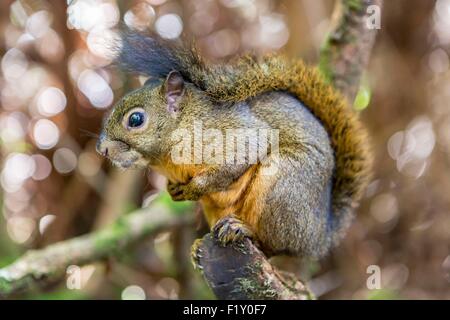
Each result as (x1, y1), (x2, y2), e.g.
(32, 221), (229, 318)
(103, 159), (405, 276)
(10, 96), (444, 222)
(0, 274), (39, 297)
(231, 262), (277, 299)
(0, 278), (12, 296)
(319, 0), (368, 86)
(318, 37), (333, 83)
(93, 218), (129, 254)
(345, 0), (364, 11)
(92, 192), (194, 258)
(235, 276), (277, 299)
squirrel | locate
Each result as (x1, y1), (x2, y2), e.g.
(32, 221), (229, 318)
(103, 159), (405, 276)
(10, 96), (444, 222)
(96, 30), (372, 260)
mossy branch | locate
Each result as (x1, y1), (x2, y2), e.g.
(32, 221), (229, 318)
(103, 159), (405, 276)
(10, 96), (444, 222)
(0, 194), (192, 298)
(320, 0), (383, 102)
(195, 235), (313, 300)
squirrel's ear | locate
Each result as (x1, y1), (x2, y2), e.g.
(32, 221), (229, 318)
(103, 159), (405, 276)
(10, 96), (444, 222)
(164, 70), (185, 117)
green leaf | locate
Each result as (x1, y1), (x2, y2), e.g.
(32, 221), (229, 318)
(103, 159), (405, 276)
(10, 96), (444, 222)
(353, 84), (372, 111)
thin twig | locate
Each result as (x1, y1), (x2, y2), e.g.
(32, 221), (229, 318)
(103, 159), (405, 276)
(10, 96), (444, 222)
(320, 0), (383, 102)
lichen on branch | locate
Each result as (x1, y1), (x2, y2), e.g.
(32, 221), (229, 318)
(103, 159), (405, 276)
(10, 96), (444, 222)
(0, 194), (193, 297)
(320, 0), (382, 102)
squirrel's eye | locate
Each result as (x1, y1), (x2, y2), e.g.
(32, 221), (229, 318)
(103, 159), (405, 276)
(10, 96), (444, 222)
(128, 112), (145, 128)
(123, 108), (148, 131)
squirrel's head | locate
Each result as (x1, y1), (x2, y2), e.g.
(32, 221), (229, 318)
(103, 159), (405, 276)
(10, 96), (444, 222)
(96, 70), (190, 169)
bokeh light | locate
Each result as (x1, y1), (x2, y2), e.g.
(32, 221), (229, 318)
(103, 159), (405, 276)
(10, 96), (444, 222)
(37, 87), (67, 117)
(77, 69), (113, 109)
(25, 10), (53, 39)
(39, 214), (56, 235)
(78, 151), (101, 177)
(67, 0), (120, 32)
(33, 119), (60, 150)
(121, 285), (146, 300)
(6, 216), (36, 244)
(0, 112), (27, 143)
(155, 14), (183, 39)
(1, 153), (36, 193)
(1, 48), (28, 81)
(53, 148), (78, 174)
(31, 154), (53, 181)
(124, 3), (156, 31)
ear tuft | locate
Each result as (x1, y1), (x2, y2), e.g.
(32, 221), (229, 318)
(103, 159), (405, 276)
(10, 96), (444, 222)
(164, 70), (185, 116)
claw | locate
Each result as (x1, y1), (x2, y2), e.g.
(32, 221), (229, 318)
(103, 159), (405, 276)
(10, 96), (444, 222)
(212, 214), (253, 247)
(190, 238), (204, 270)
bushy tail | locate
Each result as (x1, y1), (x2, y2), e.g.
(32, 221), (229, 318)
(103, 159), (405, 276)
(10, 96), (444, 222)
(117, 31), (372, 243)
(116, 30), (204, 84)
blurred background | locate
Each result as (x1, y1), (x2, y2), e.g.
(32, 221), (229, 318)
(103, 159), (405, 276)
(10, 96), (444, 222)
(0, 0), (449, 300)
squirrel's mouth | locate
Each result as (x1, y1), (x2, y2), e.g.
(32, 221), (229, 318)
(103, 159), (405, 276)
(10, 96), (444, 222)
(96, 136), (149, 169)
(109, 151), (149, 169)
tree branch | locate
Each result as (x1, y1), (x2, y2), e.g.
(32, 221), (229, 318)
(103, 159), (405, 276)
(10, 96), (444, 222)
(320, 0), (383, 101)
(195, 0), (382, 300)
(195, 235), (313, 300)
(0, 194), (193, 297)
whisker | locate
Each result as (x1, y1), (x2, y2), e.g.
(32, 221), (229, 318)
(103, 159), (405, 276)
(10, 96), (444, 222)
(79, 129), (100, 139)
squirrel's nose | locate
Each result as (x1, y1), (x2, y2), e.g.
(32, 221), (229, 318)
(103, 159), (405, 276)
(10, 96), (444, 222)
(96, 133), (130, 158)
(98, 147), (108, 157)
(96, 133), (109, 157)
(96, 143), (108, 157)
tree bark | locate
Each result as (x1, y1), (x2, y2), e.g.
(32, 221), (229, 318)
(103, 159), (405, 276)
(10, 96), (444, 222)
(196, 235), (313, 300)
(320, 0), (383, 102)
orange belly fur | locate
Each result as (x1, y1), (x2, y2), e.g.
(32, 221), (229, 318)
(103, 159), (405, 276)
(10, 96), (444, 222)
(153, 159), (269, 232)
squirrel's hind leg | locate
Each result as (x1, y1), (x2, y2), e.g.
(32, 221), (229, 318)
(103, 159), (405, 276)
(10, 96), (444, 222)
(256, 154), (334, 258)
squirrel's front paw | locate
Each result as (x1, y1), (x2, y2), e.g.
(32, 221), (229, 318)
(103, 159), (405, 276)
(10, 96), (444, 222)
(167, 180), (201, 201)
(213, 214), (254, 247)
